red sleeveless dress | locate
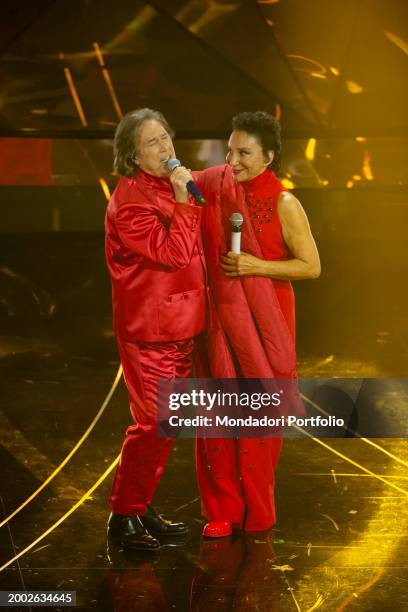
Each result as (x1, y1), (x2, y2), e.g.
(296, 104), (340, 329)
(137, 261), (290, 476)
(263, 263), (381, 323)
(194, 166), (296, 532)
(241, 169), (295, 339)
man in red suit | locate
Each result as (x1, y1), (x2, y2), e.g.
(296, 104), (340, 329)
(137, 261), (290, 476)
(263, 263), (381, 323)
(105, 108), (206, 551)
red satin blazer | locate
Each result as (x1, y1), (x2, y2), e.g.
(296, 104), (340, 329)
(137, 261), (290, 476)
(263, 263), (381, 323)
(105, 170), (206, 342)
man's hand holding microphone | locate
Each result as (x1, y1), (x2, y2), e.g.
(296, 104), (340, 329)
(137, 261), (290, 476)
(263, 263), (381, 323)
(169, 164), (194, 204)
(167, 158), (207, 206)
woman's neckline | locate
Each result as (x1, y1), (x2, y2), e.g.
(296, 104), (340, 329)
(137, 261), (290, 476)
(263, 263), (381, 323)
(241, 168), (273, 193)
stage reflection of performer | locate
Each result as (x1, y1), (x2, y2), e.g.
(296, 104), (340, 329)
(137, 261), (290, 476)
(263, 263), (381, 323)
(191, 532), (282, 610)
(194, 111), (321, 536)
(105, 562), (168, 611)
(105, 108), (206, 550)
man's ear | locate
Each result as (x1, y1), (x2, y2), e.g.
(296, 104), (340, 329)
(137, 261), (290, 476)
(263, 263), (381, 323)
(265, 150), (274, 166)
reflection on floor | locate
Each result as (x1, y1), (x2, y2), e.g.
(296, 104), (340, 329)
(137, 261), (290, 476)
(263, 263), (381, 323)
(0, 322), (407, 611)
(0, 291), (407, 610)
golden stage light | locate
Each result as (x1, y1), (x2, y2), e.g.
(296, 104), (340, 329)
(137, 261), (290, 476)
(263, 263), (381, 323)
(293, 425), (408, 497)
(0, 456), (120, 573)
(0, 366), (123, 529)
(93, 42), (123, 121)
(302, 393), (408, 469)
(59, 51), (88, 127)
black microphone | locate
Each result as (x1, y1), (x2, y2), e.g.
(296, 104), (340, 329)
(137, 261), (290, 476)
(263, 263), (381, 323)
(167, 158), (207, 206)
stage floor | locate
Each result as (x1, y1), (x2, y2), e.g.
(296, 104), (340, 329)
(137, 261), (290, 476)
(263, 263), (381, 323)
(0, 314), (407, 612)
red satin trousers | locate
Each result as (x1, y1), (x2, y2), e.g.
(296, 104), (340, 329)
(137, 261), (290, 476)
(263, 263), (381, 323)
(109, 337), (193, 515)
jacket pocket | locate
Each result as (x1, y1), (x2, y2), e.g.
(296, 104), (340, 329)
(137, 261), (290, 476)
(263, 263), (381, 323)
(157, 288), (205, 340)
(167, 288), (201, 303)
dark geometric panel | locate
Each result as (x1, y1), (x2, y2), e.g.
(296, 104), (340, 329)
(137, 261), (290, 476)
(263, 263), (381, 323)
(0, 0), (285, 135)
(0, 0), (57, 55)
(150, 0), (319, 129)
(257, 0), (358, 125)
(0, 1), (406, 136)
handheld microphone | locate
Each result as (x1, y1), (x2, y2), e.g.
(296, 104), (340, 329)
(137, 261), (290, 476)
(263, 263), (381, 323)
(230, 212), (244, 253)
(167, 158), (207, 206)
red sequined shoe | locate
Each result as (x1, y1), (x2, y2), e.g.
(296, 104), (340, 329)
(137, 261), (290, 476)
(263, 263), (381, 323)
(202, 521), (232, 538)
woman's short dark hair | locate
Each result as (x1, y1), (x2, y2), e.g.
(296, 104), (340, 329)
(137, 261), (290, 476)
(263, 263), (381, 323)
(231, 111), (281, 172)
(113, 108), (175, 177)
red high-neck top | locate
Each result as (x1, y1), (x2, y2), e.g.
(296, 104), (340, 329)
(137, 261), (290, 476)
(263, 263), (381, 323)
(241, 169), (295, 339)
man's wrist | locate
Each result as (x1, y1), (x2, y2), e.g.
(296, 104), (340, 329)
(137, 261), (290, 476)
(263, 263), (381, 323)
(174, 190), (189, 204)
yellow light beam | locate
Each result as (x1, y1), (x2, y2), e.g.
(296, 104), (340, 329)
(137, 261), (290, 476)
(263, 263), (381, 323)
(93, 42), (123, 120)
(293, 427), (408, 497)
(59, 51), (88, 127)
(0, 365), (123, 529)
(301, 393), (408, 469)
(0, 456), (120, 573)
(290, 545), (365, 549)
(385, 32), (408, 56)
(335, 569), (384, 612)
(63, 68), (88, 126)
(362, 150), (374, 180)
(2, 383), (405, 574)
(284, 574), (303, 612)
(305, 138), (316, 161)
(98, 177), (111, 201)
(307, 594), (325, 612)
(287, 54), (327, 77)
(296, 473), (408, 480)
(2, 422), (406, 575)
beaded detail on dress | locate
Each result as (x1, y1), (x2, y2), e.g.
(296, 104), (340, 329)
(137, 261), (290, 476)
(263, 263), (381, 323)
(245, 193), (275, 232)
(241, 169), (279, 233)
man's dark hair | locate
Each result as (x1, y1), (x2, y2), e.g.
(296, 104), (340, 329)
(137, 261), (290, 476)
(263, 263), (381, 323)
(113, 108), (175, 177)
(231, 111), (281, 172)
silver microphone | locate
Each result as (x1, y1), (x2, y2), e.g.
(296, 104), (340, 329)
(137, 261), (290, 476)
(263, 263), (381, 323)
(230, 212), (244, 253)
(167, 158), (180, 173)
(167, 158), (207, 205)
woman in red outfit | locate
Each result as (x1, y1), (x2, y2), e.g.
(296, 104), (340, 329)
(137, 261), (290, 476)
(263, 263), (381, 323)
(194, 111), (321, 536)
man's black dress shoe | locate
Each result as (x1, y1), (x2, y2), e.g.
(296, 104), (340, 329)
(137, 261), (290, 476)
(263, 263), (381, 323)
(107, 513), (160, 551)
(140, 506), (189, 536)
